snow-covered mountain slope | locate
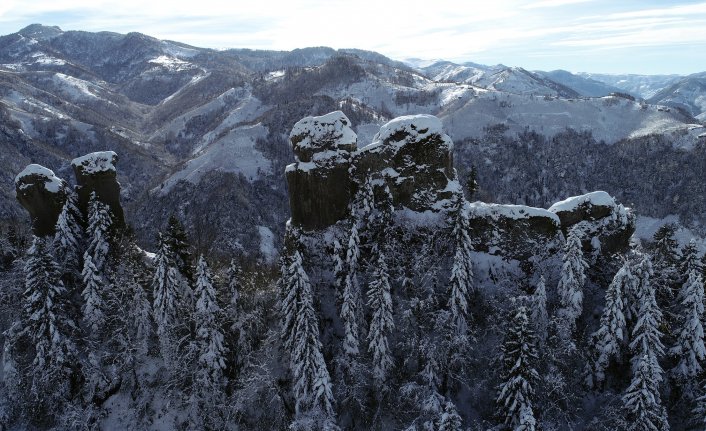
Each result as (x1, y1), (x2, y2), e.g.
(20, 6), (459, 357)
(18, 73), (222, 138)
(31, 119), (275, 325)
(578, 72), (682, 99)
(648, 72), (706, 117)
(534, 70), (624, 97)
(2, 24), (706, 253)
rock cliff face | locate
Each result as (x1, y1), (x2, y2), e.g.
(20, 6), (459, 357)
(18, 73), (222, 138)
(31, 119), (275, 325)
(15, 165), (69, 237)
(286, 111), (459, 230)
(285, 111), (635, 260)
(286, 112), (357, 230)
(16, 151), (126, 236)
(71, 151), (125, 228)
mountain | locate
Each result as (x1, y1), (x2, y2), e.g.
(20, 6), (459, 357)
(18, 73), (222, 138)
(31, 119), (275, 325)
(578, 72), (683, 98)
(648, 72), (706, 118)
(534, 69), (624, 97)
(1, 24), (705, 257)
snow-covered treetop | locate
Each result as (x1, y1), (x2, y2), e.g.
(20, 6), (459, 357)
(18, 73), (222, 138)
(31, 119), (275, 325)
(15, 164), (65, 193)
(289, 110), (357, 162)
(548, 191), (615, 214)
(71, 151), (118, 175)
(365, 114), (453, 152)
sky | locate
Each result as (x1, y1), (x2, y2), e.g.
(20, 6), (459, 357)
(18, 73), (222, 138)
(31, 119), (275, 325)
(0, 0), (705, 75)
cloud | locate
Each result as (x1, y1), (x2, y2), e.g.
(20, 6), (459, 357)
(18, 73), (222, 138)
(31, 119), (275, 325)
(0, 0), (703, 73)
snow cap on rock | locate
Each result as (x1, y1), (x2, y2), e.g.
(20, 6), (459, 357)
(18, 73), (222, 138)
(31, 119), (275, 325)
(15, 164), (66, 193)
(370, 114), (453, 152)
(71, 151), (117, 175)
(290, 111), (357, 162)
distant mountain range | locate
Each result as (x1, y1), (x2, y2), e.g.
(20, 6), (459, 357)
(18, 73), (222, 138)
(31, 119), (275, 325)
(1, 24), (705, 255)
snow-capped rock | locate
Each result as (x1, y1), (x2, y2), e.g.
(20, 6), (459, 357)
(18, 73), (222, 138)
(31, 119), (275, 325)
(71, 151), (125, 227)
(290, 110), (357, 162)
(15, 164), (68, 236)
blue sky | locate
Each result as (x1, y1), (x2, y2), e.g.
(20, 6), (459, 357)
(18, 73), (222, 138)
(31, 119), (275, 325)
(1, 0), (704, 74)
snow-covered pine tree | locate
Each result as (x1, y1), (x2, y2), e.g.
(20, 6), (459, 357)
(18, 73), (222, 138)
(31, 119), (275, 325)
(130, 275), (152, 358)
(282, 250), (336, 423)
(356, 176), (376, 229)
(84, 192), (112, 271)
(164, 214), (194, 282)
(517, 404), (537, 431)
(496, 305), (539, 429)
(670, 268), (705, 382)
(681, 239), (701, 276)
(438, 399), (463, 431)
(193, 255), (227, 389)
(693, 384), (706, 429)
(623, 354), (670, 431)
(341, 218), (362, 357)
(590, 262), (630, 386)
(531, 276), (548, 345)
(53, 191), (83, 277)
(22, 236), (78, 410)
(367, 250), (394, 385)
(447, 193), (473, 340)
(332, 238), (345, 290)
(652, 223), (680, 307)
(626, 256), (667, 426)
(151, 233), (185, 362)
(81, 254), (105, 334)
(557, 228), (588, 338)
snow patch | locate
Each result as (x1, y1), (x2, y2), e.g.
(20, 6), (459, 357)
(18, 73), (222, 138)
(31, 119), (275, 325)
(148, 55), (195, 72)
(257, 226), (276, 263)
(290, 111), (357, 154)
(548, 191), (615, 213)
(470, 202), (560, 224)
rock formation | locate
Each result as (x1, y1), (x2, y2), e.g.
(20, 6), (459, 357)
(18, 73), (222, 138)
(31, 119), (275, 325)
(286, 112), (459, 230)
(285, 111), (635, 260)
(286, 111), (357, 230)
(15, 165), (69, 237)
(15, 151), (126, 236)
(71, 151), (125, 228)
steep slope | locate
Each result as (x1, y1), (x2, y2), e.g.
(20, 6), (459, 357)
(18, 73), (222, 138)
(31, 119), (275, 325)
(648, 72), (706, 117)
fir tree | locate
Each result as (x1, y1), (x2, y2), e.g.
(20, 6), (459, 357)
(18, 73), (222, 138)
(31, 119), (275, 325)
(22, 237), (78, 408)
(557, 228), (588, 337)
(332, 238), (345, 290)
(151, 234), (184, 362)
(356, 176), (376, 229)
(591, 262), (630, 386)
(465, 165), (478, 201)
(623, 354), (670, 431)
(438, 399), (463, 431)
(367, 250), (394, 384)
(447, 193), (473, 339)
(652, 223), (680, 306)
(670, 269), (705, 381)
(681, 238), (701, 276)
(531, 276), (548, 345)
(163, 215), (193, 280)
(283, 250), (336, 421)
(516, 404), (537, 431)
(341, 220), (362, 357)
(53, 191), (83, 277)
(193, 255), (227, 389)
(84, 192), (112, 271)
(625, 256), (667, 428)
(81, 254), (105, 333)
(226, 258), (242, 315)
(496, 305), (539, 429)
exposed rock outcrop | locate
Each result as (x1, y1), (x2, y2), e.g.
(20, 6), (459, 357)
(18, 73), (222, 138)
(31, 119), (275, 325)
(15, 165), (68, 236)
(71, 151), (125, 228)
(286, 112), (458, 230)
(469, 203), (562, 261)
(286, 111), (357, 230)
(285, 112), (635, 261)
(354, 115), (458, 212)
(549, 191), (635, 256)
(16, 151), (126, 236)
